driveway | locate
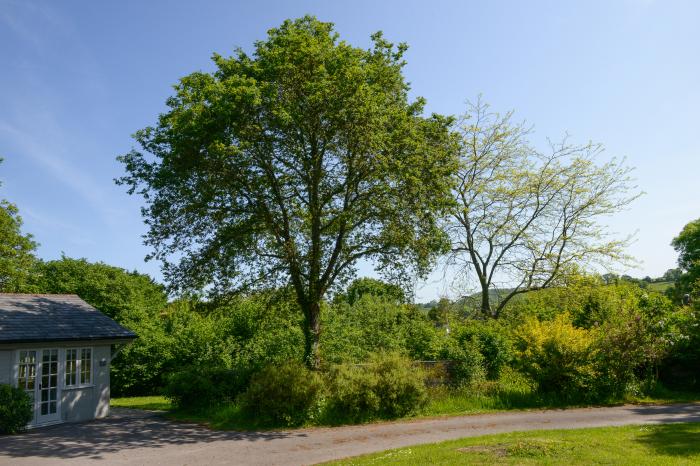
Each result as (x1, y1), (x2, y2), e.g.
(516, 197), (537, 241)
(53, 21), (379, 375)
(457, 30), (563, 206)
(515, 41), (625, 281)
(1, 403), (699, 465)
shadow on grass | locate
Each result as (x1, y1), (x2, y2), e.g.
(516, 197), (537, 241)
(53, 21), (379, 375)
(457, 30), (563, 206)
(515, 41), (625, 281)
(635, 423), (700, 457)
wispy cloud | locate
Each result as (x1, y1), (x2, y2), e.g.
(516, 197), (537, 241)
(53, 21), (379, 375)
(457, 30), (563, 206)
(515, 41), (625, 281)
(0, 1), (122, 225)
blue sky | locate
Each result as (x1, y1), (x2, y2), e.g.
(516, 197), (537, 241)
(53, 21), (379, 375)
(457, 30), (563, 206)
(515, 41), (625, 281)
(1, 0), (698, 301)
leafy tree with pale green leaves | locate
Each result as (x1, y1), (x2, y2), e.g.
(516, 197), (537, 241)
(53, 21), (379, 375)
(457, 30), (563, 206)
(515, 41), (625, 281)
(118, 17), (458, 367)
(447, 99), (640, 318)
(0, 159), (38, 292)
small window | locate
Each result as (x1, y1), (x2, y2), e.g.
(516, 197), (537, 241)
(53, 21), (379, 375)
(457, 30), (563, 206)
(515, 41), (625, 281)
(80, 348), (92, 385)
(65, 349), (78, 386)
(64, 347), (92, 387)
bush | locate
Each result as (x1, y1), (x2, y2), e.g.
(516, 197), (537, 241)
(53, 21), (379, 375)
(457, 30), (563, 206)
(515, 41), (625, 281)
(513, 314), (599, 400)
(325, 363), (380, 423)
(238, 361), (323, 427)
(0, 384), (32, 434)
(325, 352), (427, 423)
(429, 335), (485, 387)
(164, 366), (248, 410)
(660, 304), (700, 388)
(453, 321), (513, 380)
(596, 304), (674, 394)
(371, 353), (428, 418)
(321, 295), (433, 364)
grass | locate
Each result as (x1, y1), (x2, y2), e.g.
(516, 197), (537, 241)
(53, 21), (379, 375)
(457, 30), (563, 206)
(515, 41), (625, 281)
(328, 423), (700, 465)
(423, 370), (700, 418)
(111, 395), (171, 411)
(647, 281), (674, 293)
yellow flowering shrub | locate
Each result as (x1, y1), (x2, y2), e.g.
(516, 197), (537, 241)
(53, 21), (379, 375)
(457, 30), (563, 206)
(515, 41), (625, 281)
(513, 313), (599, 398)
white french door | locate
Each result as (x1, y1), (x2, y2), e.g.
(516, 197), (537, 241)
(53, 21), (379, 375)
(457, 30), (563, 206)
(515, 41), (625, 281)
(38, 349), (60, 424)
(17, 348), (61, 426)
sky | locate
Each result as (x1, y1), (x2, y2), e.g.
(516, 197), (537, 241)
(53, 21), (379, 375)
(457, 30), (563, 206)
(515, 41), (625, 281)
(1, 0), (698, 301)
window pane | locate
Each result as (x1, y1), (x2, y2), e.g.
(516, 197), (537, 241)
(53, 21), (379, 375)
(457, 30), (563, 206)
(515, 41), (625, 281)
(19, 351), (37, 391)
(65, 349), (77, 386)
(80, 348), (92, 385)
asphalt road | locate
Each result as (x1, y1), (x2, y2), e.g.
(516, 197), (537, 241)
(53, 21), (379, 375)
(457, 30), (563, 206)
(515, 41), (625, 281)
(1, 403), (699, 465)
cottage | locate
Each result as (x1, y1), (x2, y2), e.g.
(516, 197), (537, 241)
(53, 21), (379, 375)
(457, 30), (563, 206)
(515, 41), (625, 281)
(0, 294), (136, 428)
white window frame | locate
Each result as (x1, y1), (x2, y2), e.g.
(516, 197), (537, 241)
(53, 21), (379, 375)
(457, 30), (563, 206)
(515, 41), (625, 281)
(63, 347), (93, 389)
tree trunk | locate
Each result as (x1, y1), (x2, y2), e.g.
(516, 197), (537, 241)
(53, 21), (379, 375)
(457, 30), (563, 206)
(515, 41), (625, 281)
(480, 286), (494, 318)
(302, 301), (322, 370)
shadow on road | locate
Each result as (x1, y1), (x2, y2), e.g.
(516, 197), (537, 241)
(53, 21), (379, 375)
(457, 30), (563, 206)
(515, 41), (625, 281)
(0, 408), (305, 460)
(628, 403), (700, 423)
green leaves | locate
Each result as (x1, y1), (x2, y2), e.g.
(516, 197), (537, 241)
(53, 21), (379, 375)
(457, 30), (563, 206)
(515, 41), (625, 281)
(118, 16), (457, 365)
(448, 98), (640, 317)
(0, 200), (37, 292)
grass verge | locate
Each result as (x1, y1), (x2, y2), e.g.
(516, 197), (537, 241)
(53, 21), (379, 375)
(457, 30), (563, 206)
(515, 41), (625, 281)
(328, 423), (700, 465)
(111, 395), (171, 411)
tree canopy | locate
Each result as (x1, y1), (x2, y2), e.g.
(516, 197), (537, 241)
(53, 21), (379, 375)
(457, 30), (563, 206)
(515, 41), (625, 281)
(671, 217), (700, 298)
(118, 16), (458, 366)
(446, 99), (640, 317)
(32, 256), (167, 321)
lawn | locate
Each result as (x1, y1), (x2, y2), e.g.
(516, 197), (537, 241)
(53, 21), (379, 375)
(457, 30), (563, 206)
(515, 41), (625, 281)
(329, 423), (700, 465)
(111, 395), (171, 411)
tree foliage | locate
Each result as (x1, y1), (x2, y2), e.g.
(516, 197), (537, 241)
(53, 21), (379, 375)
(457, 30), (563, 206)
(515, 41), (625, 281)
(341, 277), (407, 305)
(32, 256), (167, 321)
(447, 99), (640, 317)
(671, 217), (700, 299)
(118, 16), (458, 367)
(0, 159), (38, 292)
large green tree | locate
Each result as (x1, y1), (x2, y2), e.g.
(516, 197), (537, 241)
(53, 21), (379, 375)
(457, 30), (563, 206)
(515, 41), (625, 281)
(0, 158), (38, 291)
(118, 17), (457, 367)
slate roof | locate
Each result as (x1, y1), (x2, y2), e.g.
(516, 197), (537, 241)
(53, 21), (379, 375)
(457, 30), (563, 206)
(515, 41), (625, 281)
(0, 294), (137, 344)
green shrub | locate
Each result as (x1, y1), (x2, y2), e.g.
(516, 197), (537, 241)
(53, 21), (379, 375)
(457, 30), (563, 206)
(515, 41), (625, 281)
(371, 353), (428, 418)
(661, 304), (700, 388)
(321, 295), (433, 364)
(164, 366), (248, 410)
(513, 314), (599, 400)
(595, 305), (674, 395)
(454, 321), (513, 379)
(0, 384), (32, 434)
(325, 363), (380, 423)
(238, 361), (323, 427)
(325, 352), (427, 422)
(430, 335), (486, 387)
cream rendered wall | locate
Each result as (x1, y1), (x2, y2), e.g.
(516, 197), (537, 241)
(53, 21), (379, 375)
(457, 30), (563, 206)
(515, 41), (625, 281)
(61, 345), (111, 422)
